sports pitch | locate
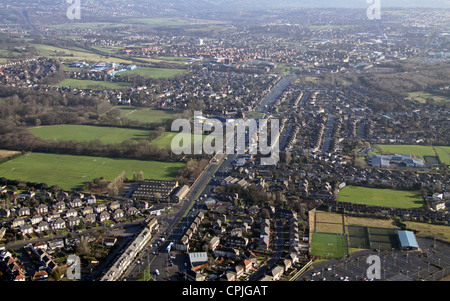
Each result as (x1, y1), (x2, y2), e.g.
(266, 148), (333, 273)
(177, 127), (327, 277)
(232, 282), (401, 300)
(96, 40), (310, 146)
(29, 124), (153, 144)
(117, 107), (176, 124)
(311, 233), (347, 259)
(337, 186), (424, 209)
(0, 152), (185, 191)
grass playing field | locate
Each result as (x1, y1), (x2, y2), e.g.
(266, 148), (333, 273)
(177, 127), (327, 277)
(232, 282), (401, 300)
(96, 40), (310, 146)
(57, 79), (132, 90)
(150, 132), (207, 150)
(338, 186), (424, 209)
(311, 233), (348, 258)
(434, 146), (450, 165)
(117, 107), (176, 123)
(116, 67), (186, 79)
(371, 144), (436, 159)
(29, 125), (153, 144)
(0, 152), (185, 191)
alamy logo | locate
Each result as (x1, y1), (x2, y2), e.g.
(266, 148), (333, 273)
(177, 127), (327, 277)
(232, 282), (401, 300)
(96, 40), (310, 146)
(171, 111), (279, 165)
(66, 255), (81, 280)
(66, 0), (81, 20)
(366, 0), (381, 20)
(366, 255), (381, 280)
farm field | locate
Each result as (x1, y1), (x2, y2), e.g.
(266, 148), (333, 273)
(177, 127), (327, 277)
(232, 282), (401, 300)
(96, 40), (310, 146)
(337, 186), (424, 209)
(56, 79), (132, 90)
(0, 152), (185, 191)
(115, 67), (186, 79)
(117, 107), (176, 123)
(29, 125), (153, 144)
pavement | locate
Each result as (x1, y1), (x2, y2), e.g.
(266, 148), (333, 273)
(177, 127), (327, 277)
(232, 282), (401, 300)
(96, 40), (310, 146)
(295, 237), (450, 281)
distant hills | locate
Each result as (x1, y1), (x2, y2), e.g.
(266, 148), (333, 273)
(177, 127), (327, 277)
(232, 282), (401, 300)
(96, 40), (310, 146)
(167, 0), (450, 9)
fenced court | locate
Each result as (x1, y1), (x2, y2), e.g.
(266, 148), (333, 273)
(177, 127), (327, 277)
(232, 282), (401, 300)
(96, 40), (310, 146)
(311, 210), (401, 259)
(311, 233), (348, 259)
(347, 225), (400, 250)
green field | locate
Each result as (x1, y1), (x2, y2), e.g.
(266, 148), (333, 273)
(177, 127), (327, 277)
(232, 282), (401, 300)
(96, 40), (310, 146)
(57, 79), (132, 90)
(117, 107), (176, 123)
(338, 186), (424, 209)
(29, 125), (152, 144)
(406, 91), (450, 103)
(31, 44), (133, 64)
(0, 152), (185, 191)
(371, 144), (436, 159)
(116, 67), (186, 79)
(150, 132), (207, 150)
(311, 233), (347, 258)
(434, 146), (450, 165)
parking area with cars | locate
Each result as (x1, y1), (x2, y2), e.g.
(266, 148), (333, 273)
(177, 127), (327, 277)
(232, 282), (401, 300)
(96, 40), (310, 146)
(297, 237), (450, 281)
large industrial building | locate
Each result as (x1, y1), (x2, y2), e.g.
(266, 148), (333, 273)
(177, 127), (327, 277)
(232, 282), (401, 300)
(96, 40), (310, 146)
(132, 180), (179, 202)
(370, 154), (424, 168)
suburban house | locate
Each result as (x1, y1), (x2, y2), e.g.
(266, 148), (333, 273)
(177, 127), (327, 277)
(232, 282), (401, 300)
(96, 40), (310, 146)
(36, 221), (50, 233)
(20, 224), (34, 235)
(36, 204), (48, 215)
(84, 214), (96, 224)
(112, 209), (124, 221)
(208, 237), (220, 251)
(127, 207), (139, 216)
(18, 207), (30, 217)
(271, 265), (284, 281)
(54, 201), (66, 213)
(98, 211), (110, 223)
(11, 218), (25, 228)
(67, 216), (80, 228)
(65, 209), (78, 218)
(46, 212), (60, 222)
(30, 215), (43, 225)
(109, 201), (120, 211)
(52, 218), (66, 230)
(82, 207), (94, 216)
(95, 204), (107, 214)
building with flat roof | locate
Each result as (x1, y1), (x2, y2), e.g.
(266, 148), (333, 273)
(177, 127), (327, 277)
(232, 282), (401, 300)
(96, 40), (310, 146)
(132, 179), (179, 202)
(397, 230), (419, 251)
(188, 252), (209, 271)
(370, 154), (424, 168)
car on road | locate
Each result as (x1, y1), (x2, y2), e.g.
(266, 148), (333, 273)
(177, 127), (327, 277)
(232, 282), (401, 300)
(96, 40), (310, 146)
(155, 269), (160, 276)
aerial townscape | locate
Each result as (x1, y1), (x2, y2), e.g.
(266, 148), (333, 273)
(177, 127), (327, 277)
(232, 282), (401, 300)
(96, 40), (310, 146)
(0, 0), (449, 289)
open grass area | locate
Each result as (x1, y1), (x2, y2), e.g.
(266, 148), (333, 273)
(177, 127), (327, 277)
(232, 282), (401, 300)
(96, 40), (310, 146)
(0, 152), (185, 191)
(371, 144), (436, 159)
(150, 132), (206, 150)
(117, 107), (176, 123)
(56, 79), (132, 90)
(311, 233), (347, 258)
(29, 125), (153, 144)
(337, 186), (424, 209)
(31, 44), (133, 64)
(404, 221), (450, 243)
(434, 146), (450, 165)
(116, 67), (186, 79)
(406, 91), (450, 103)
